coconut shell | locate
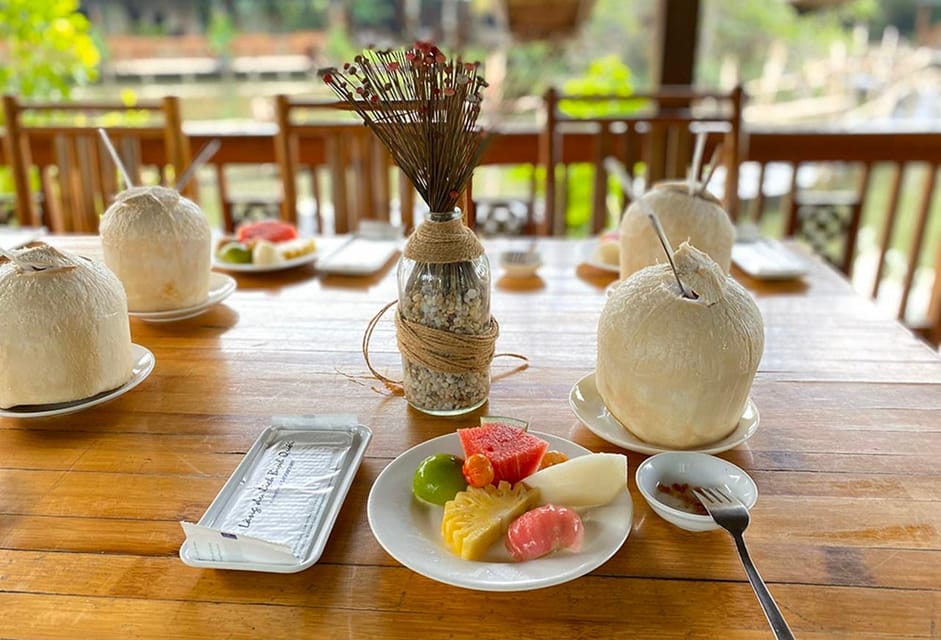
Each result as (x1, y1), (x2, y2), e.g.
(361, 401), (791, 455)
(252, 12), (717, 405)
(619, 180), (734, 280)
(100, 185), (211, 312)
(597, 242), (764, 448)
(0, 243), (134, 408)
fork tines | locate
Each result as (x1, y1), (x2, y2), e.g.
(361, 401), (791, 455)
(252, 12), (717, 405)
(693, 486), (735, 505)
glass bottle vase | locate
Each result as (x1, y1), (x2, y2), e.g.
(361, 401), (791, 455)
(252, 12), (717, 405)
(396, 210), (491, 415)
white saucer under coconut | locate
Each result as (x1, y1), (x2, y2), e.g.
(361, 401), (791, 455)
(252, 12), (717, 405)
(97, 132), (220, 312)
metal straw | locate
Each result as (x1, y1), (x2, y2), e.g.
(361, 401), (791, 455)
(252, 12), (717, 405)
(638, 199), (696, 299)
(97, 128), (133, 189)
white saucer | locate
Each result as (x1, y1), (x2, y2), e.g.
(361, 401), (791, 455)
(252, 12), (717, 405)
(568, 372), (759, 455)
(213, 249), (318, 273)
(0, 344), (155, 419)
(367, 431), (633, 592)
(128, 273), (236, 323)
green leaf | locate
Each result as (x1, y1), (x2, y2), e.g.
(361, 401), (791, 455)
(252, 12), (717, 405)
(0, 0), (100, 102)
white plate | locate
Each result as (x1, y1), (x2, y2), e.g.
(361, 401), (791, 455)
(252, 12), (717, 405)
(0, 344), (155, 419)
(213, 249), (319, 273)
(569, 372), (759, 455)
(578, 239), (620, 274)
(367, 431), (633, 592)
(128, 273), (236, 323)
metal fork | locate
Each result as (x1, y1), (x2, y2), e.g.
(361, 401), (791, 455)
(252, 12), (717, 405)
(694, 487), (795, 640)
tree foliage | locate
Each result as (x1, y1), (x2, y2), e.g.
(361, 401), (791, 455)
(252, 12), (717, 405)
(0, 0), (100, 100)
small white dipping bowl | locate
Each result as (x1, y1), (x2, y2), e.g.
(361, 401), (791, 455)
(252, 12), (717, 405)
(499, 250), (542, 279)
(635, 452), (758, 532)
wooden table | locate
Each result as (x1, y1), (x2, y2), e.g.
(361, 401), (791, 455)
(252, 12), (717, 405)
(3, 236), (939, 639)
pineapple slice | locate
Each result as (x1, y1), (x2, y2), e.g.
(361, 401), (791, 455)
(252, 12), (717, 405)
(277, 237), (316, 260)
(441, 481), (540, 561)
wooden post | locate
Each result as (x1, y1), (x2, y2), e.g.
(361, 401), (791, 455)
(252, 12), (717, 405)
(540, 87), (559, 236)
(929, 226), (941, 346)
(655, 0), (700, 87)
(725, 84), (745, 221)
(162, 96), (194, 200)
(273, 94), (298, 224)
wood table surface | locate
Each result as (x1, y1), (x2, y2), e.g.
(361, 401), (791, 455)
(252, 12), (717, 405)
(3, 235), (940, 639)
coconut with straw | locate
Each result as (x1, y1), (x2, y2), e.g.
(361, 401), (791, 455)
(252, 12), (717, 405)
(616, 133), (735, 280)
(596, 209), (764, 448)
(97, 130), (219, 312)
(322, 42), (499, 415)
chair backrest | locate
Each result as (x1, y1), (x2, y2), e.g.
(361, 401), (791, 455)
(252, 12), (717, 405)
(273, 95), (399, 235)
(1, 95), (191, 233)
(273, 94), (481, 236)
(540, 85), (744, 236)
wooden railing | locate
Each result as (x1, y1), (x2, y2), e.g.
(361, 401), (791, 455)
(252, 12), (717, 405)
(1, 123), (938, 345)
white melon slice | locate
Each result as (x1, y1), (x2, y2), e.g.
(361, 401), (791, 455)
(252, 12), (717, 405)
(523, 453), (627, 509)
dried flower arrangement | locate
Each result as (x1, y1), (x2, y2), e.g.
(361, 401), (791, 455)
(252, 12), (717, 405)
(324, 43), (504, 415)
(319, 41), (489, 214)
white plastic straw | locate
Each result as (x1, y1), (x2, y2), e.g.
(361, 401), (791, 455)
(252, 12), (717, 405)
(175, 138), (221, 192)
(687, 130), (707, 194)
(603, 156), (635, 201)
(699, 143), (724, 196)
(97, 128), (133, 189)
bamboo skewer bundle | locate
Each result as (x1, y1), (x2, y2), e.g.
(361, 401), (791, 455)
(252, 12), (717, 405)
(320, 42), (489, 215)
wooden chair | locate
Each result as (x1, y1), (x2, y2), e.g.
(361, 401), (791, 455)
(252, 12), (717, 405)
(273, 95), (395, 235)
(273, 94), (481, 236)
(1, 95), (191, 233)
(540, 85), (745, 236)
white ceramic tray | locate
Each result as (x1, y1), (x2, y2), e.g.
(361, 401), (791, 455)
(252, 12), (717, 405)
(179, 414), (372, 573)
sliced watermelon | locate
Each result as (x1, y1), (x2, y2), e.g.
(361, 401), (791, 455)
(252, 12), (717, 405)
(458, 423), (549, 485)
(236, 219), (298, 244)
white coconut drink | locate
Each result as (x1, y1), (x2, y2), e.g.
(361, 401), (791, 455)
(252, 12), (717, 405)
(0, 243), (134, 408)
(100, 185), (211, 312)
(619, 181), (735, 280)
(597, 241), (764, 448)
